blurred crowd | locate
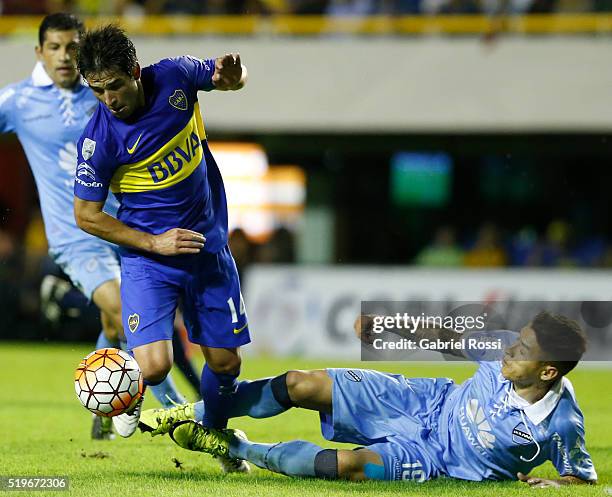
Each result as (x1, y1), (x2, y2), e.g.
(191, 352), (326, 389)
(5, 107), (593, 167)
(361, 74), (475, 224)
(2, 0), (612, 16)
(414, 221), (612, 268)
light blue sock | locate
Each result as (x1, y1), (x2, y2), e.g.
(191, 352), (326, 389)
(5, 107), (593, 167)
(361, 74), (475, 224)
(192, 377), (288, 422)
(194, 400), (205, 420)
(148, 374), (186, 408)
(95, 330), (118, 350)
(229, 438), (321, 477)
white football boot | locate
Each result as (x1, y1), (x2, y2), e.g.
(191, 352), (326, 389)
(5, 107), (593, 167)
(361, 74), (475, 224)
(112, 396), (144, 438)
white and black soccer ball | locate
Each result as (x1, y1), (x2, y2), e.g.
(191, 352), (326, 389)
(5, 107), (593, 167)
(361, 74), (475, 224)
(74, 348), (143, 417)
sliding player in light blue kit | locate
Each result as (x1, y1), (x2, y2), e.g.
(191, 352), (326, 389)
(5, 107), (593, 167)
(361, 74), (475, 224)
(146, 311), (596, 487)
(0, 13), (188, 440)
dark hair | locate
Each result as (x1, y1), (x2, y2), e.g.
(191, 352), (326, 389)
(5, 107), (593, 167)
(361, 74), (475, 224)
(531, 311), (587, 377)
(77, 24), (138, 79)
(38, 13), (85, 47)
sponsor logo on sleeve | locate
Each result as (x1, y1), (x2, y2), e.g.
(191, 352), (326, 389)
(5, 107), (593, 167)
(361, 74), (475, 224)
(82, 138), (96, 160)
(75, 162), (103, 188)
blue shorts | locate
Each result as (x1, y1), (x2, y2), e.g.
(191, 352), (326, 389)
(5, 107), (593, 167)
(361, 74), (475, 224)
(320, 368), (456, 482)
(120, 245), (251, 351)
(50, 239), (120, 300)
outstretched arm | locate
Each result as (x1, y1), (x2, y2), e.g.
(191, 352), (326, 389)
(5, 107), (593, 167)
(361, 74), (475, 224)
(354, 314), (467, 358)
(517, 472), (596, 488)
(74, 197), (205, 256)
(212, 53), (247, 91)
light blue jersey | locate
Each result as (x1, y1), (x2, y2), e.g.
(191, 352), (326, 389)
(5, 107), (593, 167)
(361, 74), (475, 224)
(322, 331), (597, 483)
(439, 342), (597, 481)
(0, 62), (118, 250)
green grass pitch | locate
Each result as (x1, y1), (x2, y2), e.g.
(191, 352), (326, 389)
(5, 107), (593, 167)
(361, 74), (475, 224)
(0, 341), (609, 497)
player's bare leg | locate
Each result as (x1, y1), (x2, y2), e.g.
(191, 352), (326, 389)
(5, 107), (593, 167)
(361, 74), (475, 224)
(92, 279), (122, 335)
(337, 448), (384, 481)
(133, 340), (174, 383)
(285, 370), (332, 412)
(110, 340), (174, 437)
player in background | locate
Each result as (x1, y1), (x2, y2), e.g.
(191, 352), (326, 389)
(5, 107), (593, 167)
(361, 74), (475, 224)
(0, 13), (190, 439)
(153, 311), (596, 486)
(73, 25), (252, 472)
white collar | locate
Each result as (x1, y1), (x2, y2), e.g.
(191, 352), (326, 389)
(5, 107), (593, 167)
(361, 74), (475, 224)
(31, 62), (54, 87)
(31, 62), (87, 88)
(510, 377), (573, 425)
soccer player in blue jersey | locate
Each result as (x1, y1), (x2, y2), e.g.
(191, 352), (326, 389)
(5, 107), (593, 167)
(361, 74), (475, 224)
(0, 13), (188, 439)
(158, 311), (596, 487)
(72, 25), (251, 470)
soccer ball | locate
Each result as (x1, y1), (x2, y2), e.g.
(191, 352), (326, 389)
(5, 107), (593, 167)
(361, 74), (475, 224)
(74, 348), (143, 417)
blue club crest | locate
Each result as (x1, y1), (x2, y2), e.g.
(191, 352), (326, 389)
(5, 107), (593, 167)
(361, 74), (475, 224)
(169, 89), (188, 111)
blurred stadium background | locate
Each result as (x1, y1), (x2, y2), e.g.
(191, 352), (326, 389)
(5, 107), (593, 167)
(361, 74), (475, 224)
(0, 5), (611, 361)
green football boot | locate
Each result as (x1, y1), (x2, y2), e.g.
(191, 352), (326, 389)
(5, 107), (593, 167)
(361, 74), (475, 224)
(138, 402), (196, 437)
(169, 420), (235, 458)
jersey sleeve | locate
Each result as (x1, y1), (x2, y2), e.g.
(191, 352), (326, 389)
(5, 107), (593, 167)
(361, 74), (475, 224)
(173, 55), (216, 92)
(0, 85), (17, 134)
(73, 123), (116, 203)
(549, 413), (597, 481)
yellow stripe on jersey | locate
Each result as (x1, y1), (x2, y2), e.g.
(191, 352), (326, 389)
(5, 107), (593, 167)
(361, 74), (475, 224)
(110, 103), (207, 194)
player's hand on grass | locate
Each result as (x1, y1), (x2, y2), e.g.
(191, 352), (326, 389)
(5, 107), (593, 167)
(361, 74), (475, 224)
(150, 228), (205, 255)
(213, 53), (244, 91)
(354, 314), (376, 345)
(517, 472), (562, 488)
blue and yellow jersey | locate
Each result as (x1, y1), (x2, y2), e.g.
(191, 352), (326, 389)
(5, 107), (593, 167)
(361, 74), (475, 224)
(74, 56), (228, 258)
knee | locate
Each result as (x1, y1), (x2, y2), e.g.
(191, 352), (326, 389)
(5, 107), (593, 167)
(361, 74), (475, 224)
(338, 449), (384, 481)
(286, 370), (317, 403)
(103, 327), (119, 342)
(207, 354), (242, 375)
(139, 356), (172, 384)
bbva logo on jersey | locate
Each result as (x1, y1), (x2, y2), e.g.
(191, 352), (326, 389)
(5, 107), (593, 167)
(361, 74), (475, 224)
(147, 131), (202, 183)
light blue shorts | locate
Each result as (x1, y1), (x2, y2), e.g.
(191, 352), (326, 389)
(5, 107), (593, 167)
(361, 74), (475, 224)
(320, 368), (456, 481)
(49, 239), (120, 300)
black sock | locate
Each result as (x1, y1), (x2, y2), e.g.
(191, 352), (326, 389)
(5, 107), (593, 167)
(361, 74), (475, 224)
(314, 449), (338, 479)
(270, 372), (293, 409)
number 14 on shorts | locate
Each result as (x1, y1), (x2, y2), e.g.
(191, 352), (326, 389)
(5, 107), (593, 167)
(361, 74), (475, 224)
(227, 294), (246, 324)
